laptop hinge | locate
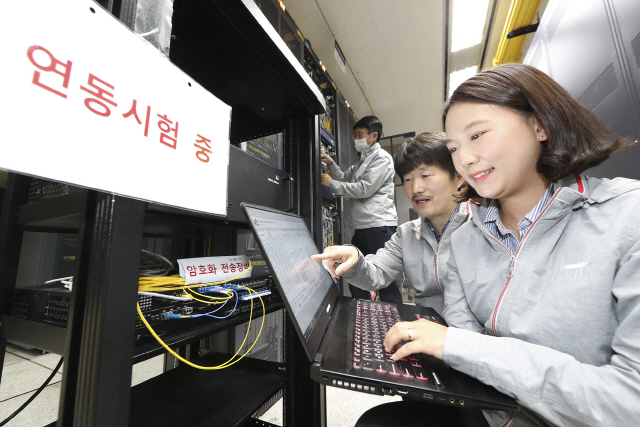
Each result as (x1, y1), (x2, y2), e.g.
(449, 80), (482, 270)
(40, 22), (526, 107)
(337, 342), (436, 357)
(314, 352), (324, 364)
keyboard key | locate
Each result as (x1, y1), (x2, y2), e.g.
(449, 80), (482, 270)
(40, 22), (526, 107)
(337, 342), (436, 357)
(375, 361), (387, 372)
(399, 360), (414, 378)
(412, 366), (429, 381)
(363, 360), (374, 370)
(387, 361), (401, 375)
(432, 372), (444, 388)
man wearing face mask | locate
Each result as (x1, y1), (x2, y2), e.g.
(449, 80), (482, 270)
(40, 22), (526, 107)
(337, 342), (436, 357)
(320, 116), (402, 304)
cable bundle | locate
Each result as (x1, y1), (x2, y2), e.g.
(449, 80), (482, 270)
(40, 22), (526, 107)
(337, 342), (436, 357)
(137, 261), (267, 370)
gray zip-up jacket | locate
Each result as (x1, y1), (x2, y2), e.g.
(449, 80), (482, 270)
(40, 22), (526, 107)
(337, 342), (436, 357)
(341, 203), (470, 314)
(328, 143), (397, 229)
(442, 174), (640, 427)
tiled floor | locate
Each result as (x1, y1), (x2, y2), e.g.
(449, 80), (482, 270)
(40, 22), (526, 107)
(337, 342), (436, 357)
(0, 345), (62, 427)
(0, 342), (399, 427)
(0, 344), (164, 427)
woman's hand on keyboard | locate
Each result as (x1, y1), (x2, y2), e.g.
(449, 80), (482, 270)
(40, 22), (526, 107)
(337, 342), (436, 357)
(384, 319), (448, 361)
(311, 245), (359, 278)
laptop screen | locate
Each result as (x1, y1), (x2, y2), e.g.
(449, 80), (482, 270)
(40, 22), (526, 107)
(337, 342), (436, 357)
(242, 204), (337, 358)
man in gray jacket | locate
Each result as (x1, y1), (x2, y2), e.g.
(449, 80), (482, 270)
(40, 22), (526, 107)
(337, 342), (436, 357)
(315, 132), (468, 313)
(320, 116), (402, 303)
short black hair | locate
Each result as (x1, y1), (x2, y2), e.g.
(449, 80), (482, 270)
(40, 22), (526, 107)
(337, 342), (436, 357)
(354, 116), (383, 142)
(394, 132), (456, 180)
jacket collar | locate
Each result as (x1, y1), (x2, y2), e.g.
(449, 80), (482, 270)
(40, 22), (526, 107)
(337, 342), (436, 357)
(411, 202), (470, 244)
(361, 142), (380, 158)
(466, 173), (625, 226)
(467, 174), (585, 227)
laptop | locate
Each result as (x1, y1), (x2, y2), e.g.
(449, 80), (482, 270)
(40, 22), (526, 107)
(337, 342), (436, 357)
(242, 203), (518, 411)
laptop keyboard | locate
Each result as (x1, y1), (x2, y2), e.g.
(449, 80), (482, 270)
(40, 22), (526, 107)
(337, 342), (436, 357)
(352, 300), (430, 381)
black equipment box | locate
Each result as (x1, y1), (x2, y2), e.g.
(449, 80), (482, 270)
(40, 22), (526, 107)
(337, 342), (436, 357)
(135, 275), (279, 344)
(11, 284), (71, 328)
(147, 146), (292, 223)
(9, 276), (280, 347)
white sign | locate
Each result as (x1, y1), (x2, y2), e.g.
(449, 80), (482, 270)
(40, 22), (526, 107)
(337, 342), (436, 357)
(334, 40), (347, 74)
(178, 256), (252, 285)
(0, 0), (231, 216)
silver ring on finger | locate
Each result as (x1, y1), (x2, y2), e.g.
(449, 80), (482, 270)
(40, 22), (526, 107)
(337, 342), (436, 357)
(408, 327), (413, 342)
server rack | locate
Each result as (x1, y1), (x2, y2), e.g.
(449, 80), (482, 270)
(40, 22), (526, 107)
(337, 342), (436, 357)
(524, 0), (640, 179)
(0, 1), (326, 426)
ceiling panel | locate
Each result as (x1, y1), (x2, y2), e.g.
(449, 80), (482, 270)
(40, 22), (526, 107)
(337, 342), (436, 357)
(285, 0), (445, 136)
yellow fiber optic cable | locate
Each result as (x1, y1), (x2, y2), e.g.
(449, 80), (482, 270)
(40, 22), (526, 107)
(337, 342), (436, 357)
(181, 287), (234, 304)
(136, 285), (265, 370)
(138, 265), (253, 292)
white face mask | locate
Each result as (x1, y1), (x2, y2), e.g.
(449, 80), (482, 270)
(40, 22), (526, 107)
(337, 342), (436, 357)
(354, 134), (372, 153)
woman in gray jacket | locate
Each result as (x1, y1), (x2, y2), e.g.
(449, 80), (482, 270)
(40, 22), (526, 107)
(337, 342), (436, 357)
(373, 63), (640, 427)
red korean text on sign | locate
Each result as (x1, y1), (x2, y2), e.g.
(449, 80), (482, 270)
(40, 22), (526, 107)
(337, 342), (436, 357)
(27, 46), (72, 99)
(186, 265), (197, 277)
(157, 114), (179, 149)
(194, 134), (212, 163)
(122, 99), (151, 136)
(80, 74), (117, 117)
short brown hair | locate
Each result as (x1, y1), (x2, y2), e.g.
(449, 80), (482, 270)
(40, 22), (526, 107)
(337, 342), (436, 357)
(443, 63), (634, 184)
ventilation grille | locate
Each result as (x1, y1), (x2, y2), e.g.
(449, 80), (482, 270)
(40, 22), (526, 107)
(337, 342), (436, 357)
(236, 310), (283, 363)
(251, 389), (283, 419)
(135, 294), (153, 327)
(578, 63), (619, 110)
(632, 32), (640, 68)
(28, 178), (71, 204)
(45, 295), (70, 328)
(10, 293), (28, 319)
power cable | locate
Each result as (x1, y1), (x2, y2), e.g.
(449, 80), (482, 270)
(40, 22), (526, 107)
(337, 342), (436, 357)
(0, 356), (63, 426)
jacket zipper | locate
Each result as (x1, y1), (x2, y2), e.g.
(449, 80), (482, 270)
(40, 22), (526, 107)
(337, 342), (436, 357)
(433, 252), (442, 293)
(501, 411), (515, 427)
(434, 216), (458, 293)
(487, 188), (564, 336)
(507, 255), (516, 278)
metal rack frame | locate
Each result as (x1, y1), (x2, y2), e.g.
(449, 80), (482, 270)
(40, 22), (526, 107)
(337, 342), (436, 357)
(0, 0), (328, 426)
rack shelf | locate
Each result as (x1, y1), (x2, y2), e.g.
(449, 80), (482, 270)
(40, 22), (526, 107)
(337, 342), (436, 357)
(0, 0), (326, 425)
(130, 351), (287, 427)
